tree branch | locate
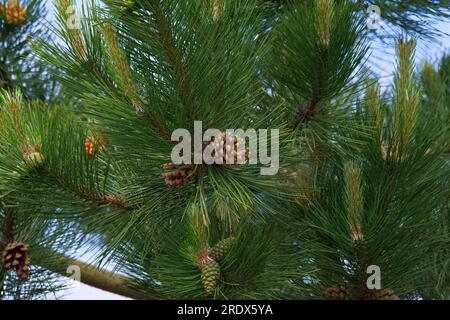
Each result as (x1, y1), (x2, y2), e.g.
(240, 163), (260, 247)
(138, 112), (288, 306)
(43, 168), (137, 212)
(151, 0), (199, 123)
(0, 60), (12, 91)
(36, 248), (163, 300)
(291, 50), (327, 129)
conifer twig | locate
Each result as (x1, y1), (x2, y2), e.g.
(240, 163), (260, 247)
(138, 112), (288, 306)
(291, 0), (332, 129)
(151, 0), (199, 123)
(44, 169), (136, 212)
(101, 23), (172, 141)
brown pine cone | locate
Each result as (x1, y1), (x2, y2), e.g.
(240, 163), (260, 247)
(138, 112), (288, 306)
(206, 132), (250, 165)
(324, 285), (350, 300)
(2, 242), (31, 282)
(163, 162), (174, 169)
(365, 288), (400, 300)
(163, 165), (197, 187)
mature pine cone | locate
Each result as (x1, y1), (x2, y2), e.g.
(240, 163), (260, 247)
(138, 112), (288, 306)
(201, 259), (221, 295)
(207, 132), (250, 165)
(210, 237), (235, 262)
(365, 288), (400, 300)
(324, 285), (350, 300)
(163, 164), (197, 187)
(2, 242), (31, 282)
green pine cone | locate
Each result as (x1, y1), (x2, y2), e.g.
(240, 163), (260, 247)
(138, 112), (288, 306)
(201, 259), (221, 295)
(210, 237), (235, 262)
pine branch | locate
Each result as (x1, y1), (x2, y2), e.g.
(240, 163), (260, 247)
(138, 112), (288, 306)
(291, 52), (327, 129)
(101, 23), (143, 113)
(0, 61), (12, 90)
(52, 1), (171, 141)
(42, 168), (135, 212)
(0, 0), (54, 100)
(36, 248), (163, 300)
(264, 0), (450, 37)
(291, 0), (330, 129)
(150, 0), (199, 124)
(99, 23), (173, 141)
(84, 56), (172, 140)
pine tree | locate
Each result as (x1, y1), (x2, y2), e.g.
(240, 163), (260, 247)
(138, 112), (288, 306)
(0, 0), (448, 300)
(0, 0), (63, 299)
(0, 0), (56, 100)
(263, 0), (450, 36)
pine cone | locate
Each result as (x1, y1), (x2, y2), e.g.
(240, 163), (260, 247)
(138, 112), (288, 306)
(324, 285), (350, 300)
(210, 237), (235, 262)
(85, 137), (105, 157)
(365, 288), (400, 300)
(163, 162), (174, 169)
(2, 242), (31, 282)
(163, 165), (197, 187)
(1, 2), (27, 26)
(201, 259), (221, 295)
(206, 132), (250, 165)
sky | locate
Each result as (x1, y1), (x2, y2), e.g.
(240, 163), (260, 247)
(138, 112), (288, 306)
(39, 1), (450, 300)
(62, 282), (131, 300)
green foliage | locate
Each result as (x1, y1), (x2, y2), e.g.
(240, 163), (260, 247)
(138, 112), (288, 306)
(0, 0), (448, 300)
(261, 0), (450, 37)
(0, 0), (56, 100)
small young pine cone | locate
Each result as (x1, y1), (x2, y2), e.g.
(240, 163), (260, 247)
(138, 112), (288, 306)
(2, 3), (27, 26)
(85, 137), (105, 157)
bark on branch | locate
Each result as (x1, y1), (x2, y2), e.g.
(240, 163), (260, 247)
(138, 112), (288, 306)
(36, 248), (163, 300)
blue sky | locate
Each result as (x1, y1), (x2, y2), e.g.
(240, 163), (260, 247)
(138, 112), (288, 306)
(39, 1), (450, 300)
